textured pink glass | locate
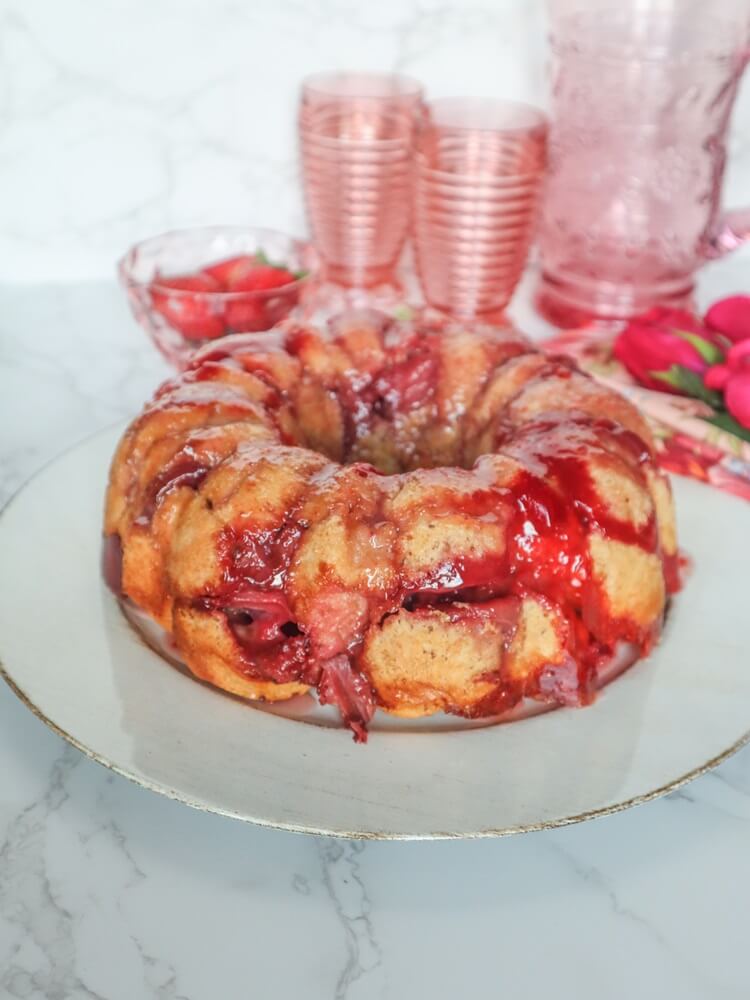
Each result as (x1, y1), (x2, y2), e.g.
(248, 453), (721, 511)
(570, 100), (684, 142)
(537, 0), (750, 326)
(299, 72), (423, 288)
(413, 98), (547, 318)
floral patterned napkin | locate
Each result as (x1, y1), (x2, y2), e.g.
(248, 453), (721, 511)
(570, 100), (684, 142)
(543, 311), (750, 502)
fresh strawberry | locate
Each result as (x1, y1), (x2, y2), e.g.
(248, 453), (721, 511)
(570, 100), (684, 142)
(150, 273), (226, 341)
(203, 254), (260, 288)
(225, 265), (299, 332)
(224, 298), (269, 333)
(204, 251), (299, 290)
(226, 264), (297, 293)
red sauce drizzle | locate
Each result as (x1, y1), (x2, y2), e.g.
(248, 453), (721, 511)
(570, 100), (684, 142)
(398, 415), (667, 706)
(662, 550), (684, 594)
(136, 453), (209, 523)
(217, 521), (304, 591)
(194, 523), (318, 686)
(102, 533), (123, 596)
(220, 588), (312, 685)
(332, 332), (440, 453)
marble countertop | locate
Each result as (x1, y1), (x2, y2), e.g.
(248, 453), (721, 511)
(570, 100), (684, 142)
(2, 263), (750, 1000)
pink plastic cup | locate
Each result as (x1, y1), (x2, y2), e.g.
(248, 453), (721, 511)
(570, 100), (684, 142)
(413, 98), (547, 319)
(299, 72), (424, 288)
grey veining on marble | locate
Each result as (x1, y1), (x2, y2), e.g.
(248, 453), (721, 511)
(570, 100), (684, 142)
(1, 261), (750, 998)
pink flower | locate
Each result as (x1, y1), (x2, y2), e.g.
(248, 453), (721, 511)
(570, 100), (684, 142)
(725, 372), (750, 429)
(613, 299), (750, 433)
(704, 295), (750, 344)
(703, 334), (750, 430)
(704, 364), (731, 391)
(613, 307), (724, 394)
(727, 339), (750, 371)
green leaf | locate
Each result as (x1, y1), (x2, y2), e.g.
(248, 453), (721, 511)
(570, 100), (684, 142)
(671, 328), (725, 365)
(293, 268), (309, 280)
(650, 365), (723, 407)
(701, 410), (750, 444)
(649, 366), (683, 391)
(254, 248), (293, 272)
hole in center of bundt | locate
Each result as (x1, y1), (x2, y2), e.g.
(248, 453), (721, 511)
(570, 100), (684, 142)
(310, 335), (477, 473)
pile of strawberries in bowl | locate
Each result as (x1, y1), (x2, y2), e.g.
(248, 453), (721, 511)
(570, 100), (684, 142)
(120, 227), (315, 368)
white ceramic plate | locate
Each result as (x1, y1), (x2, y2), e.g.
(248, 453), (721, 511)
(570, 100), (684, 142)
(1, 426), (749, 839)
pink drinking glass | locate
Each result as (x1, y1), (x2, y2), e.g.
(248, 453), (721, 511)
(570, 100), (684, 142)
(537, 0), (750, 326)
(414, 98), (547, 319)
(299, 72), (423, 288)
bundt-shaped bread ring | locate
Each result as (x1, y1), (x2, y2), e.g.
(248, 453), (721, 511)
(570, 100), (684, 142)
(103, 310), (678, 740)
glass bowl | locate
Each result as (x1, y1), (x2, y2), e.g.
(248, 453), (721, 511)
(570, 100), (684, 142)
(119, 226), (317, 368)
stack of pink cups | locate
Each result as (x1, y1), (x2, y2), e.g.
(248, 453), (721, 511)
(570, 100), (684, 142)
(414, 99), (548, 319)
(299, 75), (548, 318)
(299, 72), (424, 289)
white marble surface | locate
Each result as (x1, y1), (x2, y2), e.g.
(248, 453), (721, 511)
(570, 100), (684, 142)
(2, 0), (750, 283)
(1, 253), (750, 998)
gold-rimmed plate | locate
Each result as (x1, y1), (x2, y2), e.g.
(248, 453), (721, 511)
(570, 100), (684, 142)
(1, 426), (749, 839)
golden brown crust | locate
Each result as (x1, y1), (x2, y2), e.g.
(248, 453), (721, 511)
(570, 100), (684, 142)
(361, 604), (507, 716)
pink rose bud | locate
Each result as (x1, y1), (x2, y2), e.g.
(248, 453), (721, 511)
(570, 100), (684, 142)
(704, 295), (750, 344)
(613, 307), (724, 394)
(725, 371), (750, 430)
(704, 364), (731, 390)
(727, 338), (750, 372)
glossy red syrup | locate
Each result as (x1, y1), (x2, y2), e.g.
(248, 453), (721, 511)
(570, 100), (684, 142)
(193, 587), (313, 686)
(102, 533), (123, 596)
(330, 332), (441, 454)
(136, 453), (209, 523)
(196, 524), (317, 687)
(217, 521), (304, 591)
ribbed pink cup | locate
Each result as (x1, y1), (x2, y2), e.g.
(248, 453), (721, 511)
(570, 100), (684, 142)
(414, 98), (547, 318)
(299, 72), (423, 287)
